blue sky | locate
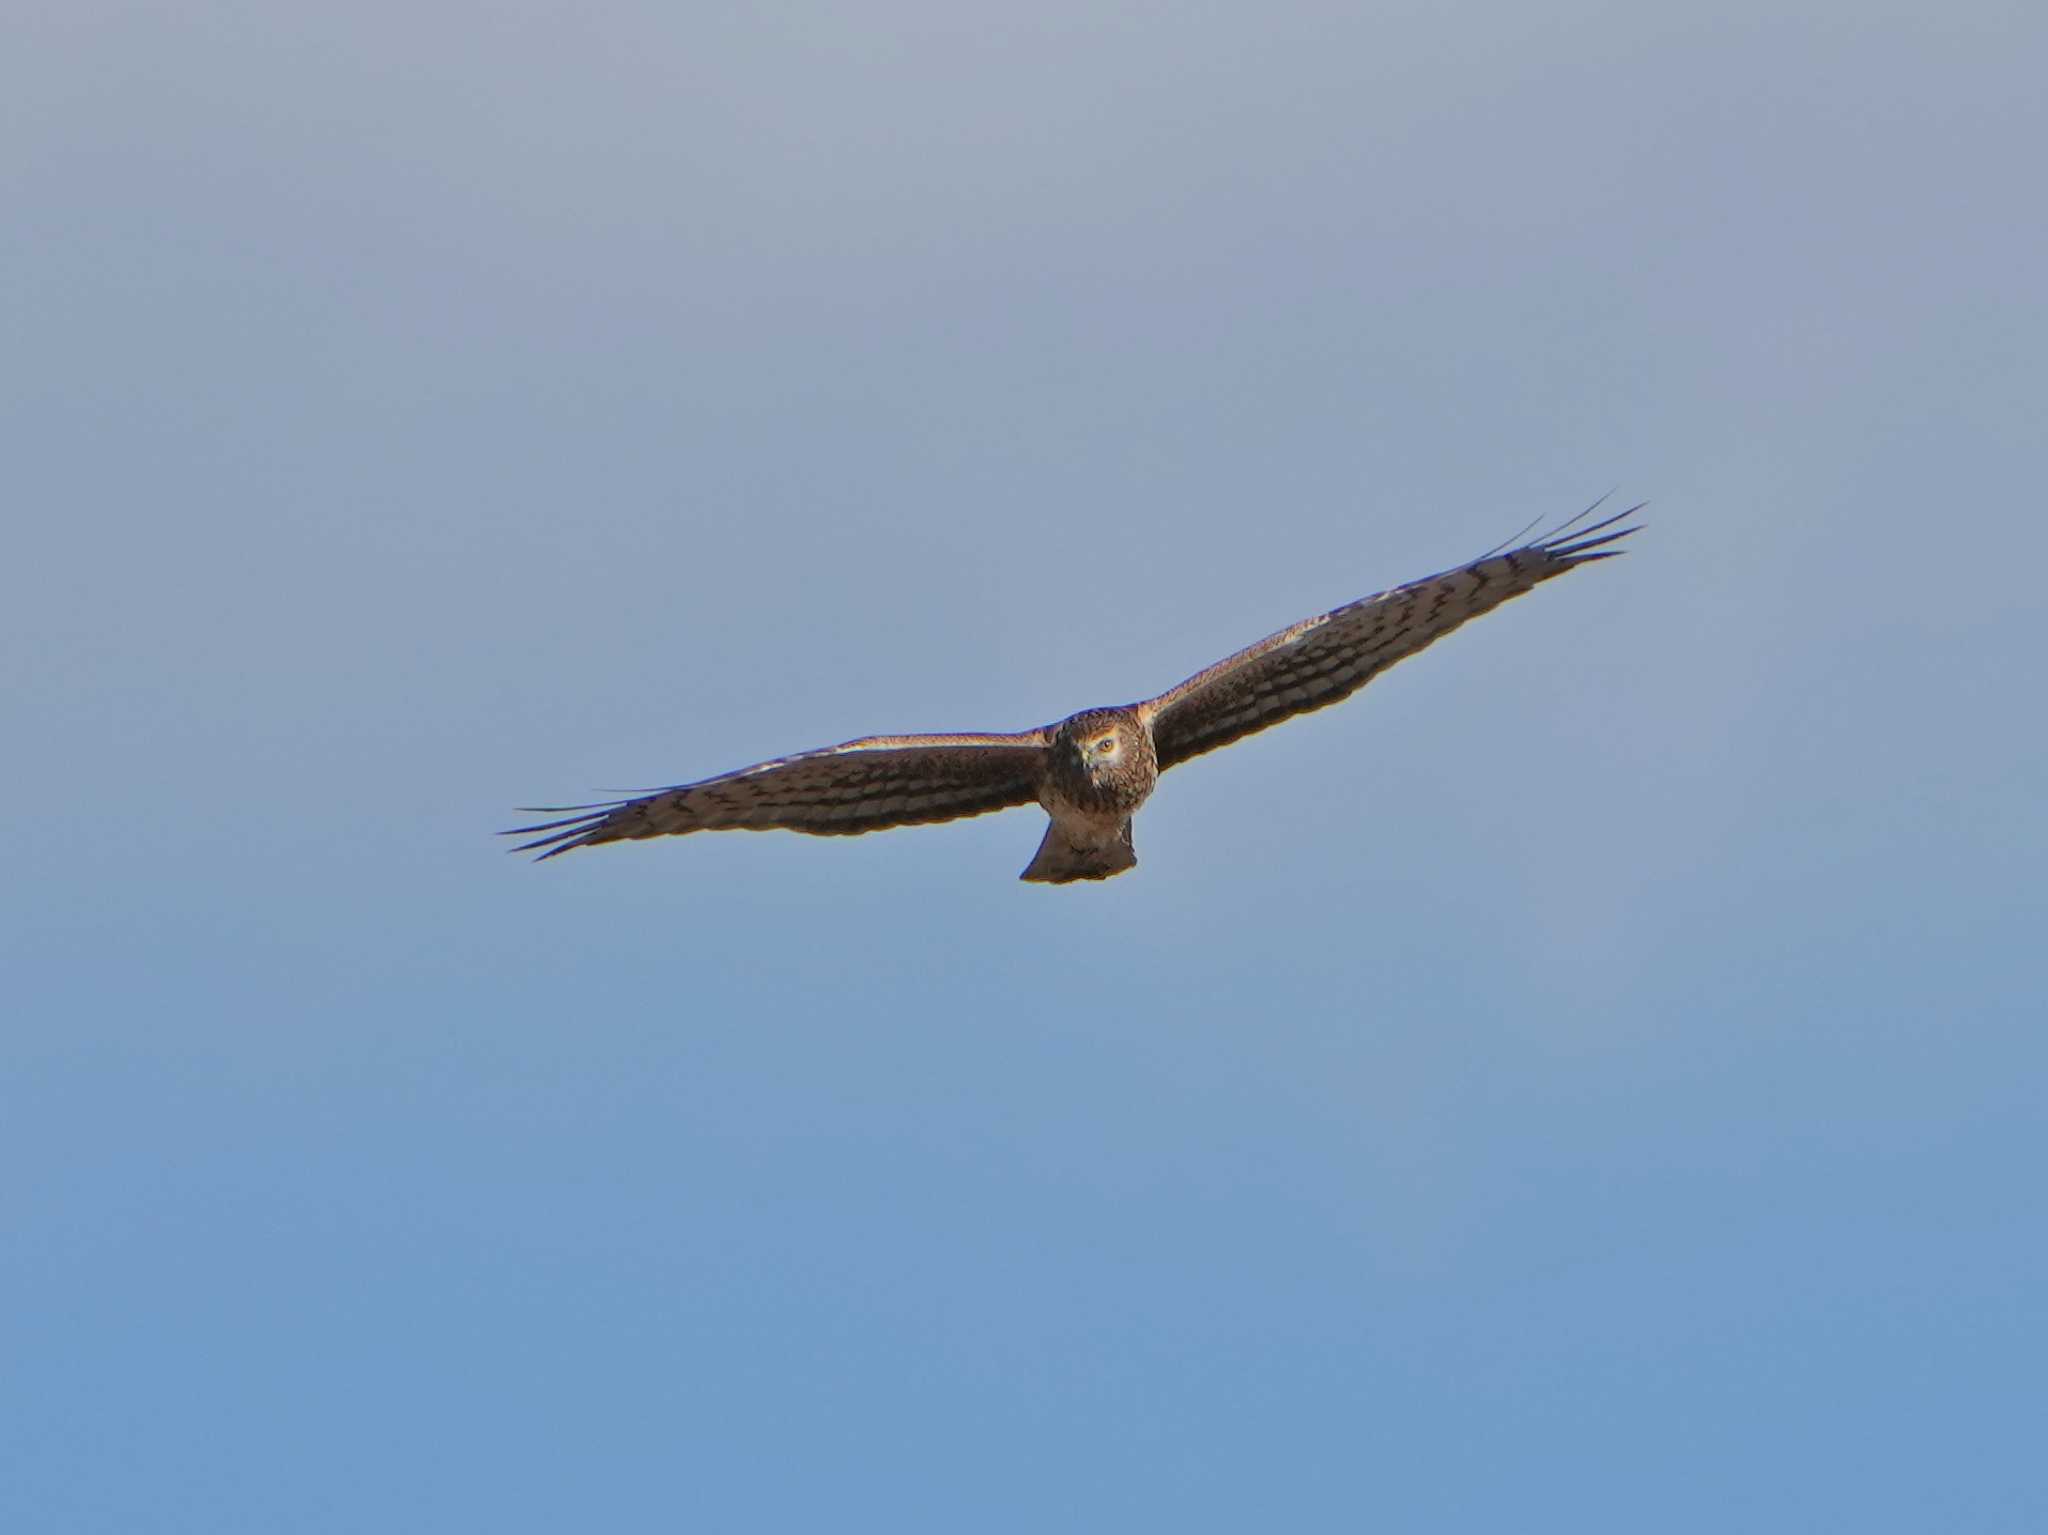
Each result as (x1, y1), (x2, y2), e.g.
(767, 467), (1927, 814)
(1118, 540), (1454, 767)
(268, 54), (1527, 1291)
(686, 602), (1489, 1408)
(5, 1), (2044, 1529)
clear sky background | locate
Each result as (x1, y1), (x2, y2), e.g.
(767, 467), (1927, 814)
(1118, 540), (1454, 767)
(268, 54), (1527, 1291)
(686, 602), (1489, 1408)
(5, 2), (2043, 1529)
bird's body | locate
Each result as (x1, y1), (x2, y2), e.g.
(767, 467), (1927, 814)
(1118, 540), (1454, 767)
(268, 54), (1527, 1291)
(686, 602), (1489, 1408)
(509, 504), (1639, 883)
(1024, 707), (1159, 882)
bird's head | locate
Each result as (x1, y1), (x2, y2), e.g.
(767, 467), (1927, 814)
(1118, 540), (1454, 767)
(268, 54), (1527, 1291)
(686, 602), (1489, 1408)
(1059, 709), (1131, 783)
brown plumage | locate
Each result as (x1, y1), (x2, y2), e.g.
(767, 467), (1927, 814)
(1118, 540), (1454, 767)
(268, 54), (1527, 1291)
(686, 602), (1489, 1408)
(508, 503), (1639, 883)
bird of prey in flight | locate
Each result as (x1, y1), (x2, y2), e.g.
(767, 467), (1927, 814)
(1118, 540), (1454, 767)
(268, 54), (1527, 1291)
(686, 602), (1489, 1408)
(508, 502), (1640, 883)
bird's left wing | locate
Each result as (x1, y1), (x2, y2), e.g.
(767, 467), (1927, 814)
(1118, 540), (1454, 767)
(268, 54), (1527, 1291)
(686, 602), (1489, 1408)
(507, 730), (1050, 859)
(1140, 506), (1640, 772)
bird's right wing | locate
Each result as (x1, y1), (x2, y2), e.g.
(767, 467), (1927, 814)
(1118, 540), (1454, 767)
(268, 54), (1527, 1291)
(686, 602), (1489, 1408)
(507, 730), (1051, 859)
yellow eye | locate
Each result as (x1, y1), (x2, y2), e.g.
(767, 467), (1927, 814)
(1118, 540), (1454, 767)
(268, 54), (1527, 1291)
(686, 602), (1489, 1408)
(1097, 737), (1116, 753)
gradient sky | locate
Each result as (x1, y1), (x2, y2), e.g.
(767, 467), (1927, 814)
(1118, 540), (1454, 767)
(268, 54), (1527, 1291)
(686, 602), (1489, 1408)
(6, 1), (2044, 1529)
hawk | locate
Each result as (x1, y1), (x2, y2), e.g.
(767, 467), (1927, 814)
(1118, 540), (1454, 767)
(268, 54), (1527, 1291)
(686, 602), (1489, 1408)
(509, 503), (1639, 883)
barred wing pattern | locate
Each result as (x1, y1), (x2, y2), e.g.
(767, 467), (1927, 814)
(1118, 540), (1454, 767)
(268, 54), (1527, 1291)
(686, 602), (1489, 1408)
(1140, 507), (1640, 772)
(508, 731), (1051, 859)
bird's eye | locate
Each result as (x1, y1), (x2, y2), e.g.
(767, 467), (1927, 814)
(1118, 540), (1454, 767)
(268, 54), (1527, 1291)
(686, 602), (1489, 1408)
(1097, 737), (1116, 753)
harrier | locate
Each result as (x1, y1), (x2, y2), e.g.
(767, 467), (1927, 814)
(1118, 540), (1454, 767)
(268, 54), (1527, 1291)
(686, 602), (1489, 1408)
(509, 503), (1639, 883)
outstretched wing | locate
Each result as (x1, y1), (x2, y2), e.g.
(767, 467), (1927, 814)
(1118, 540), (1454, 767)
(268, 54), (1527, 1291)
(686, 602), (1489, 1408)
(1140, 504), (1641, 772)
(507, 730), (1051, 859)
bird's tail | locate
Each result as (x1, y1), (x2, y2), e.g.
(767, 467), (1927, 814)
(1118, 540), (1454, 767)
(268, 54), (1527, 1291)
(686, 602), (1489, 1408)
(1020, 819), (1138, 884)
